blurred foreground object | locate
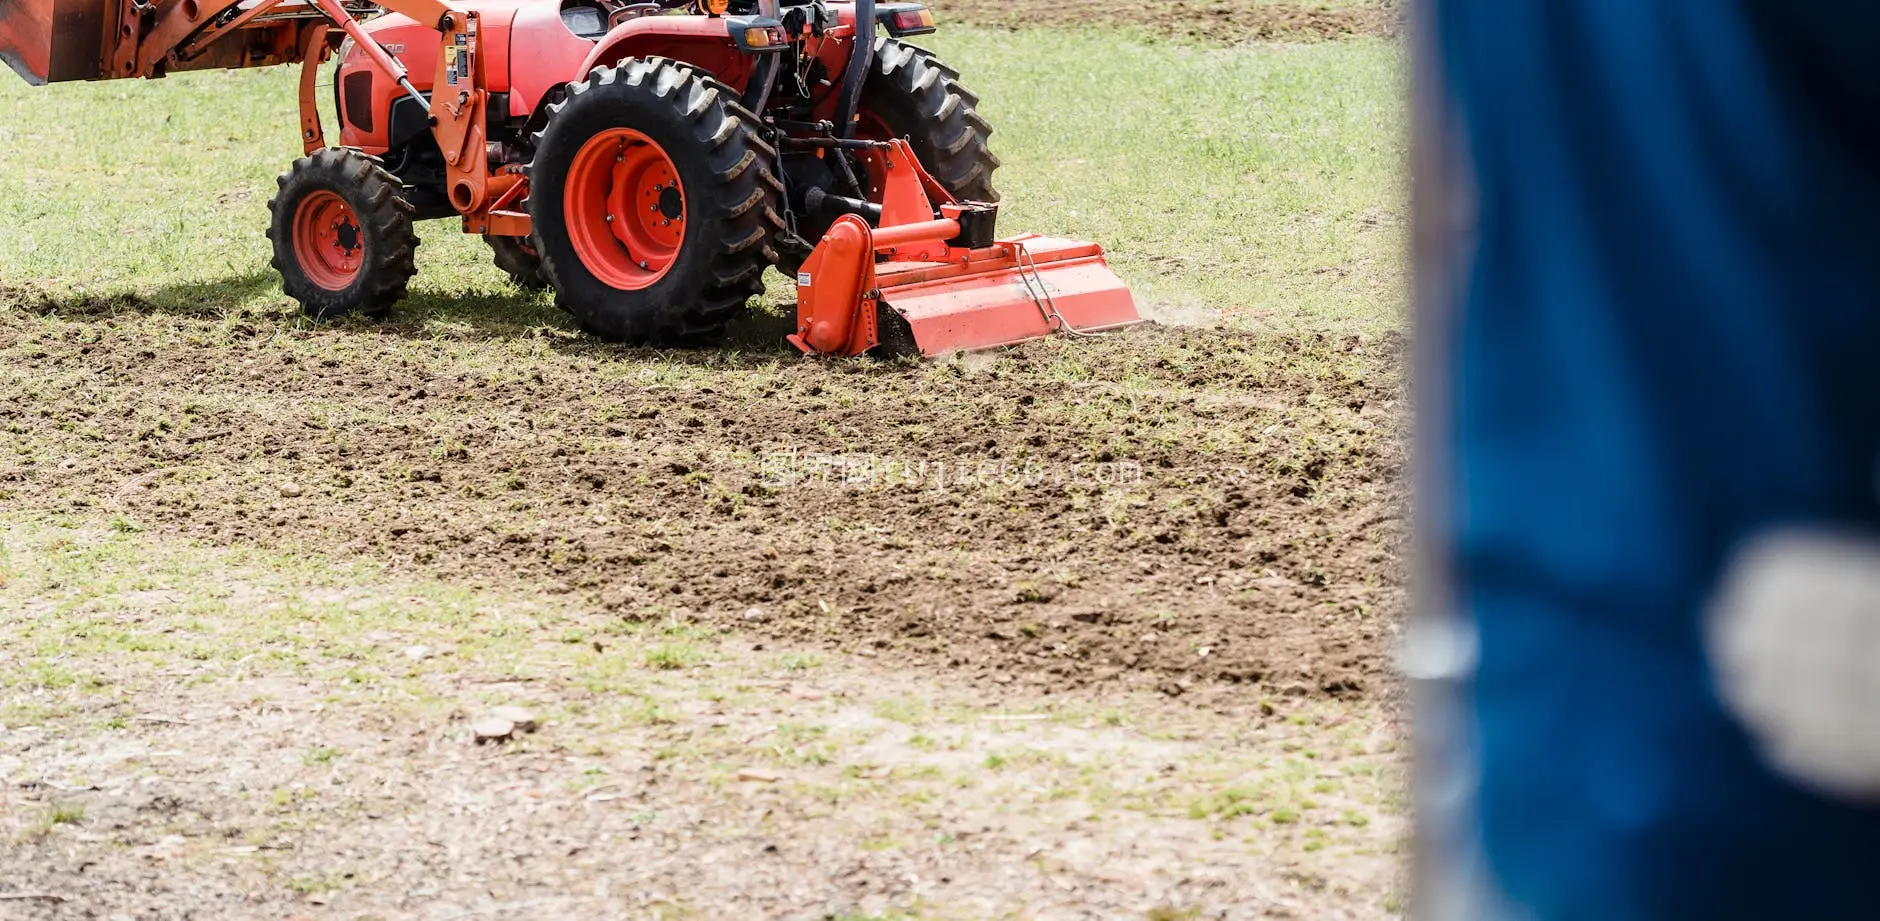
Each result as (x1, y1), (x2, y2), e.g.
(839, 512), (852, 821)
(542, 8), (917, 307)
(1412, 3), (1880, 919)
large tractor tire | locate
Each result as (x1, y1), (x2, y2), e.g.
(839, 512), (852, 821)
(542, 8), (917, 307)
(484, 234), (548, 290)
(267, 148), (419, 320)
(528, 57), (783, 344)
(859, 38), (1000, 204)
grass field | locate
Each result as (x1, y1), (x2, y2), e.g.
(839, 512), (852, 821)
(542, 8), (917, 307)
(0, 9), (1407, 920)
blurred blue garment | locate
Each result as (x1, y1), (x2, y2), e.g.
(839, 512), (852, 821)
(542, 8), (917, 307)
(1420, 3), (1880, 919)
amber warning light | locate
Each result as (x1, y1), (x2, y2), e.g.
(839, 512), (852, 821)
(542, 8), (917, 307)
(739, 24), (790, 49)
(890, 8), (936, 34)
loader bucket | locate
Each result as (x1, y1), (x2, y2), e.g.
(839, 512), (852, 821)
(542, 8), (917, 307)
(790, 139), (1142, 358)
(0, 0), (106, 83)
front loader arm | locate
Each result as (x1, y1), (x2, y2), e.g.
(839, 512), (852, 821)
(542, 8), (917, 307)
(114, 0), (527, 233)
(305, 0), (441, 113)
(289, 0), (527, 233)
(136, 0), (452, 82)
(0, 0), (451, 96)
(288, 0), (435, 157)
(0, 0), (474, 185)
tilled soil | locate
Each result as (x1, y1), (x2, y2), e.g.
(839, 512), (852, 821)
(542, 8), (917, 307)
(930, 0), (1402, 43)
(0, 295), (1404, 710)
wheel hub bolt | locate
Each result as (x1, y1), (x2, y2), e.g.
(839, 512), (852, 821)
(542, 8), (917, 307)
(639, 260), (649, 270)
(605, 214), (614, 222)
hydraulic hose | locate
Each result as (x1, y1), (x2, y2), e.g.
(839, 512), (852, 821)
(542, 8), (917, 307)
(832, 0), (874, 138)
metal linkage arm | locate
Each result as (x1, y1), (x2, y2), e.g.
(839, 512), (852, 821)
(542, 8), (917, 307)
(306, 0), (442, 111)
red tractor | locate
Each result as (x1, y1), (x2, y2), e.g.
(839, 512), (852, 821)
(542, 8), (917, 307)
(0, 0), (1138, 355)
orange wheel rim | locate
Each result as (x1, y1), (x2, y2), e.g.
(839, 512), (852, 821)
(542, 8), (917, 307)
(293, 190), (364, 290)
(564, 128), (685, 290)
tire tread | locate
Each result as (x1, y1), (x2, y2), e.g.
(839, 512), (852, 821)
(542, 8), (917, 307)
(530, 56), (783, 344)
(265, 148), (418, 320)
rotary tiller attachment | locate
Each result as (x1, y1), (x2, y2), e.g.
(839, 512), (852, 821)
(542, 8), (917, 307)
(789, 139), (1141, 358)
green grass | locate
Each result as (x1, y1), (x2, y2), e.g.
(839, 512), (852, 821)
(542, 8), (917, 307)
(643, 639), (705, 670)
(302, 746), (342, 765)
(0, 28), (1402, 333)
(924, 30), (1404, 325)
(25, 802), (85, 841)
(1145, 907), (1202, 921)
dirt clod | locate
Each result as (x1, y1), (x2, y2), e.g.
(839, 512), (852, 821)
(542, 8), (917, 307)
(470, 717), (516, 743)
(488, 706), (539, 733)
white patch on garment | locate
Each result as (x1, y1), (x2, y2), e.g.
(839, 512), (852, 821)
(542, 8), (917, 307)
(1708, 529), (1880, 800)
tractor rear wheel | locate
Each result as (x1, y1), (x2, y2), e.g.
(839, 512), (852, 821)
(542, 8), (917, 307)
(484, 234), (548, 290)
(267, 148), (419, 320)
(529, 57), (783, 344)
(859, 39), (1000, 204)
(777, 39), (1000, 272)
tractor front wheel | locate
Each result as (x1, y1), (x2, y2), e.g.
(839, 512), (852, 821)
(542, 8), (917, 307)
(266, 148), (419, 319)
(529, 57), (783, 344)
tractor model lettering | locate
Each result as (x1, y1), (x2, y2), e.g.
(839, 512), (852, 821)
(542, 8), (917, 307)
(0, 0), (1139, 356)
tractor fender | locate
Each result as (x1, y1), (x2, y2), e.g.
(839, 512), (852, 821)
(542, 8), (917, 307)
(505, 0), (614, 115)
(575, 16), (755, 91)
